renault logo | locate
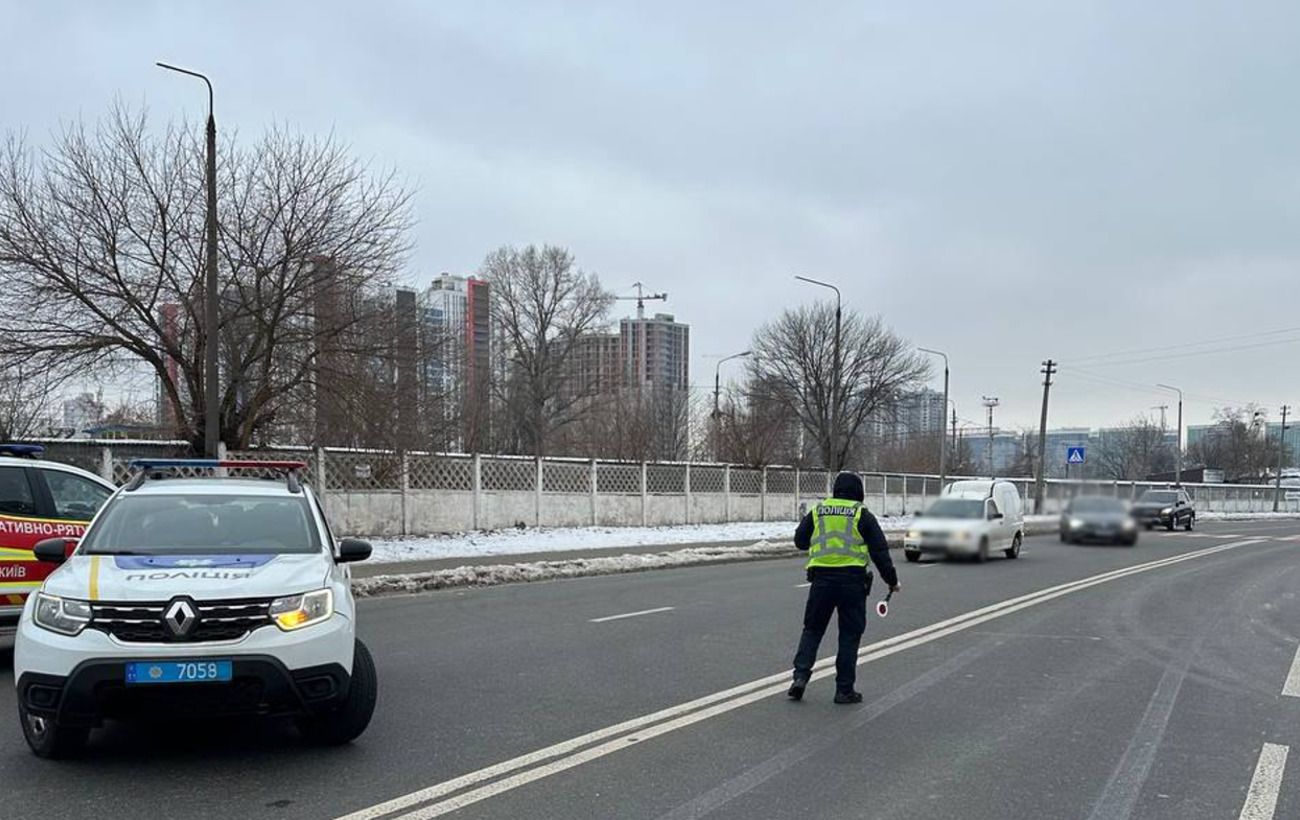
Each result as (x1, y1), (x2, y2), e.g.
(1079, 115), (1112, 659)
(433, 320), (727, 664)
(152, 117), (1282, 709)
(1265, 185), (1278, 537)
(163, 598), (198, 638)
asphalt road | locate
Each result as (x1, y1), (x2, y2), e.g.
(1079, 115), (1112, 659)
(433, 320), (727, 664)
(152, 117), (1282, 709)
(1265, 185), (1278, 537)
(3, 519), (1299, 820)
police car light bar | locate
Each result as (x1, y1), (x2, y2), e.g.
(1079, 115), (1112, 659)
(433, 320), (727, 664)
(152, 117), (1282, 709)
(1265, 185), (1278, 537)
(0, 443), (47, 459)
(125, 459), (307, 493)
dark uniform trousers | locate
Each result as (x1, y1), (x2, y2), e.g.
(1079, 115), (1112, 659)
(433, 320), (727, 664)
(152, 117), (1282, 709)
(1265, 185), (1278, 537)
(792, 568), (869, 692)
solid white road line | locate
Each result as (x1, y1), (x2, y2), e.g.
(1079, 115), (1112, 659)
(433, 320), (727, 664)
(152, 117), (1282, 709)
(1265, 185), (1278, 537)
(589, 606), (675, 623)
(337, 537), (1268, 820)
(794, 582), (810, 588)
(1281, 644), (1300, 698)
(1240, 743), (1289, 820)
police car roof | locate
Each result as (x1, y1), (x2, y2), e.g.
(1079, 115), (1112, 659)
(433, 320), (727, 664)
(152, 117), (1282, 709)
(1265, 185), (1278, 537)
(0, 454), (113, 483)
(128, 477), (301, 496)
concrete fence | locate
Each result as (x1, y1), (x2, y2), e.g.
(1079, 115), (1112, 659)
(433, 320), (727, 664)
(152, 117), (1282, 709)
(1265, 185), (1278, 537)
(28, 439), (1300, 537)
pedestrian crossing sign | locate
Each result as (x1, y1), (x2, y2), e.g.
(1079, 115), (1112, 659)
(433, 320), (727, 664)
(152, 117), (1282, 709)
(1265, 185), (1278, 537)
(1066, 446), (1086, 465)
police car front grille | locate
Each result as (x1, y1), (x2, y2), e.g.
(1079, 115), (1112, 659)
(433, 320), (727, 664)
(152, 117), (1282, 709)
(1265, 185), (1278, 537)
(89, 597), (275, 643)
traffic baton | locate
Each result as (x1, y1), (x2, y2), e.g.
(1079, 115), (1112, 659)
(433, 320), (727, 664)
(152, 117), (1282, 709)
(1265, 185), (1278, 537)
(876, 590), (893, 618)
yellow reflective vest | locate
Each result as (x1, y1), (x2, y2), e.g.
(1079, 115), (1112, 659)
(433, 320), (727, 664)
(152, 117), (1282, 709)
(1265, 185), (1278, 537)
(806, 498), (869, 569)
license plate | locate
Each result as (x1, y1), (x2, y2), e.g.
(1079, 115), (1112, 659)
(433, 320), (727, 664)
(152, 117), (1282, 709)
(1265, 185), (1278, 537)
(125, 660), (233, 685)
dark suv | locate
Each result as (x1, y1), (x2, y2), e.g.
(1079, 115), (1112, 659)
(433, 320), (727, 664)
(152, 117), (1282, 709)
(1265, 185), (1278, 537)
(1131, 488), (1195, 531)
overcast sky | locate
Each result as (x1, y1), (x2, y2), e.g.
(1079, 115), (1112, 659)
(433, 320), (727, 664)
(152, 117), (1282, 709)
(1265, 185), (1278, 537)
(4, 1), (1298, 433)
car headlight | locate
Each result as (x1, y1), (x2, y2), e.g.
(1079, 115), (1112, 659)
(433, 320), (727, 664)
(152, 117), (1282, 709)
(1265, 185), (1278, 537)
(952, 529), (971, 541)
(1122, 519), (1136, 530)
(1069, 517), (1085, 529)
(1160, 507), (1172, 516)
(906, 529), (920, 540)
(33, 592), (93, 636)
(269, 588), (334, 631)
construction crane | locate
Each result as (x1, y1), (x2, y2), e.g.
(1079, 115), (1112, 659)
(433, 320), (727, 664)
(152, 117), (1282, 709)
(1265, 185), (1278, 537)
(615, 282), (668, 320)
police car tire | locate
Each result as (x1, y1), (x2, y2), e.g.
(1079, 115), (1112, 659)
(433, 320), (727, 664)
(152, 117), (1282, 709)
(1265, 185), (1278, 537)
(904, 551), (920, 563)
(299, 639), (378, 746)
(18, 701), (88, 759)
(1184, 515), (1194, 531)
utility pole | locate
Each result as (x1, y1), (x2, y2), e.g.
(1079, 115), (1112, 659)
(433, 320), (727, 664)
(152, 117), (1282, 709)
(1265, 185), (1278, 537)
(1275, 404), (1291, 512)
(1033, 359), (1056, 513)
(1157, 384), (1183, 487)
(951, 405), (958, 463)
(1152, 405), (1168, 431)
(918, 348), (949, 489)
(982, 396), (1000, 478)
(158, 62), (220, 457)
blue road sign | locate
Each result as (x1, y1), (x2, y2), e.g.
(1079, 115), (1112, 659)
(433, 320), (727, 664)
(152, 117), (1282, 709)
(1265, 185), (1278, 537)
(1066, 446), (1086, 465)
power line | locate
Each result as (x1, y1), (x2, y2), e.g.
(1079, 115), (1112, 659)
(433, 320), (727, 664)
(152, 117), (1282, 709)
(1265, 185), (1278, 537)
(1068, 325), (1300, 365)
(1064, 335), (1300, 369)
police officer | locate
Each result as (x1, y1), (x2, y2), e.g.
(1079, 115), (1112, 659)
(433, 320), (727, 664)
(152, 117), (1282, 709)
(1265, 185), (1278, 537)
(788, 471), (898, 703)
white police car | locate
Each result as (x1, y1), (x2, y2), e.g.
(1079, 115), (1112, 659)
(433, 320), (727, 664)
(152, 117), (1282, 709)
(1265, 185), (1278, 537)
(13, 459), (376, 758)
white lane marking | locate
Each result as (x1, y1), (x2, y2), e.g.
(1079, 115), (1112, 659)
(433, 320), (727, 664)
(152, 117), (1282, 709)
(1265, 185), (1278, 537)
(589, 606), (675, 623)
(337, 538), (1267, 820)
(1282, 644), (1300, 698)
(1240, 743), (1288, 820)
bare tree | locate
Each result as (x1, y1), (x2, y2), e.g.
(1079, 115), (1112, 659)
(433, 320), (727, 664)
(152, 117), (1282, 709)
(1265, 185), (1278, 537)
(0, 357), (65, 440)
(1187, 405), (1276, 480)
(1092, 417), (1173, 480)
(483, 245), (613, 456)
(0, 105), (412, 452)
(748, 304), (928, 470)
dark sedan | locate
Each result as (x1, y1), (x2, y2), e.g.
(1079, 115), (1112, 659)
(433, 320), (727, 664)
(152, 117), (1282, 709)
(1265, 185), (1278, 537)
(1060, 496), (1138, 545)
(1131, 488), (1196, 531)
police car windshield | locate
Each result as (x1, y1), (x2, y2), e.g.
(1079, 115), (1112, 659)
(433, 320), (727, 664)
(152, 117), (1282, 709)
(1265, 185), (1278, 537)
(925, 498), (985, 519)
(79, 494), (321, 555)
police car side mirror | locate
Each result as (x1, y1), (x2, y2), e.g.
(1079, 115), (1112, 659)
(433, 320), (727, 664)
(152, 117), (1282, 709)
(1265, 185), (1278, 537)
(33, 537), (71, 565)
(337, 538), (372, 563)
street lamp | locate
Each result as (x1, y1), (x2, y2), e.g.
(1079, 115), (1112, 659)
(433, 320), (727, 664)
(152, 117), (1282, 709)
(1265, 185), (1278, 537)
(1156, 384), (1183, 486)
(712, 351), (751, 460)
(157, 61), (220, 458)
(795, 275), (841, 468)
(917, 347), (949, 488)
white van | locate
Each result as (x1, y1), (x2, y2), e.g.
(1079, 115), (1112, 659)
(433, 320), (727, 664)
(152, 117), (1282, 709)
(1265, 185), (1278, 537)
(903, 480), (1025, 563)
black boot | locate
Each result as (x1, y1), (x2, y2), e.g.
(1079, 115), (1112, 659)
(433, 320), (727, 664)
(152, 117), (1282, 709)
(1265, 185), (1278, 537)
(833, 690), (863, 704)
(787, 672), (810, 701)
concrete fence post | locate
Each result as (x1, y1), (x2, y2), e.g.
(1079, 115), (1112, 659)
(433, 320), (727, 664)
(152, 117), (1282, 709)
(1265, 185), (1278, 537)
(589, 459), (598, 526)
(100, 446), (114, 483)
(902, 474), (909, 515)
(793, 468), (801, 518)
(640, 462), (648, 526)
(684, 462), (692, 525)
(723, 465), (732, 523)
(534, 457), (543, 528)
(400, 452), (410, 537)
(880, 475), (888, 514)
(760, 467), (768, 522)
(472, 454), (482, 530)
(314, 448), (327, 514)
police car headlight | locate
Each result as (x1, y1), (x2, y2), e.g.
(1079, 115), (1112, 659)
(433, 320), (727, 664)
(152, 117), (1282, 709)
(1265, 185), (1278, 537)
(33, 592), (92, 636)
(906, 529), (921, 540)
(269, 588), (333, 631)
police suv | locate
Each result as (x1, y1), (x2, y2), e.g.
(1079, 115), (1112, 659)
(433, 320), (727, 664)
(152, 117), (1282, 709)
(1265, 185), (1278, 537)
(13, 459), (377, 758)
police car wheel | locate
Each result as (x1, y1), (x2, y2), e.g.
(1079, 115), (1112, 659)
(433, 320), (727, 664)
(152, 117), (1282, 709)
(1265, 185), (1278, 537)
(904, 551), (921, 563)
(298, 639), (378, 746)
(18, 701), (88, 759)
(1184, 515), (1194, 531)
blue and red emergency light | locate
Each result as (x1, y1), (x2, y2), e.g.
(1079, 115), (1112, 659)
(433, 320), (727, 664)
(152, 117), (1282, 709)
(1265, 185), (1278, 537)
(0, 444), (47, 459)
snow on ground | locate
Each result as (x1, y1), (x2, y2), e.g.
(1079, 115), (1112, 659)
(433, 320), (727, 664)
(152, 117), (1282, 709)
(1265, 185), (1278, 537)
(367, 517), (915, 564)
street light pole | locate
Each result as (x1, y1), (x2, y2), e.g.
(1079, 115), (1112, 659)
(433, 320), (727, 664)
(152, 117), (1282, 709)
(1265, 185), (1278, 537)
(917, 348), (949, 488)
(795, 276), (841, 469)
(158, 62), (220, 458)
(1156, 384), (1183, 486)
(1275, 404), (1291, 512)
(712, 351), (752, 460)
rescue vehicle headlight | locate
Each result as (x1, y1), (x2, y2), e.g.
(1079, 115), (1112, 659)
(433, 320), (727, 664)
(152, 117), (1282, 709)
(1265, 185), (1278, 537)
(269, 588), (333, 631)
(33, 592), (92, 636)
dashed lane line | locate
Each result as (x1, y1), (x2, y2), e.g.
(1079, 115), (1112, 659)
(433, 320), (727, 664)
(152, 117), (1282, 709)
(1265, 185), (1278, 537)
(589, 606), (675, 623)
(1281, 644), (1300, 698)
(1240, 743), (1289, 820)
